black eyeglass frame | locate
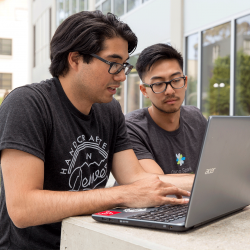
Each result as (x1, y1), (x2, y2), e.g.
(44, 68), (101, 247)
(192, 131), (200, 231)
(90, 53), (133, 75)
(143, 76), (186, 94)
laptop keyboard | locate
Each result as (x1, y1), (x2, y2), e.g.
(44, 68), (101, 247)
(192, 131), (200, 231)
(128, 204), (188, 223)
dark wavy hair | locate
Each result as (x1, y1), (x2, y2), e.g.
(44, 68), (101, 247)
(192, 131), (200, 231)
(136, 43), (183, 80)
(49, 11), (137, 77)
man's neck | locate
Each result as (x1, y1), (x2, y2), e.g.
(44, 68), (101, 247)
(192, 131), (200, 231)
(59, 75), (93, 115)
(148, 106), (181, 132)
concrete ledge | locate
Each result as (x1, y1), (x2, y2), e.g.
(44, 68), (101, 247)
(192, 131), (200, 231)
(61, 206), (250, 250)
(60, 216), (170, 250)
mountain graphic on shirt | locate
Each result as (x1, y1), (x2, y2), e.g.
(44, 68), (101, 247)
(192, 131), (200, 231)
(68, 144), (108, 191)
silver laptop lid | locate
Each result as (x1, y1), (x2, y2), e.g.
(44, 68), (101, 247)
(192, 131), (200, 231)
(185, 116), (250, 228)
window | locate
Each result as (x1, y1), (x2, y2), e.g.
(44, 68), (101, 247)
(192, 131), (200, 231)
(127, 55), (140, 113)
(201, 22), (231, 117)
(212, 45), (220, 63)
(235, 14), (250, 116)
(72, 0), (77, 14)
(0, 38), (12, 56)
(113, 82), (125, 113)
(79, 0), (88, 11)
(0, 73), (12, 90)
(65, 0), (70, 18)
(57, 0), (88, 25)
(102, 0), (111, 15)
(33, 25), (36, 67)
(185, 33), (198, 107)
(127, 0), (141, 12)
(114, 0), (124, 17)
(96, 0), (147, 17)
(34, 9), (50, 67)
(58, 0), (64, 24)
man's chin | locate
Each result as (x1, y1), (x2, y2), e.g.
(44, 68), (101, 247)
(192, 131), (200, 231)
(152, 102), (181, 114)
(96, 96), (114, 104)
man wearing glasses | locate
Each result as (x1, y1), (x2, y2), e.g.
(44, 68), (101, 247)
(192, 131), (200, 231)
(125, 44), (207, 192)
(0, 12), (189, 249)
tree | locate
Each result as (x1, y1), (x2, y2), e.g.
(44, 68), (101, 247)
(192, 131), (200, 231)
(207, 55), (230, 115)
(235, 50), (250, 115)
(206, 50), (250, 116)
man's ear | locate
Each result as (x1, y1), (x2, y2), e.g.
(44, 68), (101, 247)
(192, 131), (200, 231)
(185, 75), (188, 90)
(68, 52), (81, 71)
(140, 84), (148, 98)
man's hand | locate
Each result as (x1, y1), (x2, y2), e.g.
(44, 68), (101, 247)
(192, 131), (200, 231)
(117, 175), (190, 208)
(139, 159), (195, 191)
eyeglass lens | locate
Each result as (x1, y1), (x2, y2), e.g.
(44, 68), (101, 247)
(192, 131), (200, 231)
(109, 63), (132, 75)
(152, 77), (185, 93)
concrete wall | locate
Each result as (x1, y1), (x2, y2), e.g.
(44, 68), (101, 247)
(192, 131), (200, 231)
(184, 0), (250, 34)
(121, 0), (171, 55)
(0, 0), (29, 93)
(31, 0), (56, 83)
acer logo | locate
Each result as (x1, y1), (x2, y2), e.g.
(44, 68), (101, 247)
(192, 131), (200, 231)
(205, 168), (216, 174)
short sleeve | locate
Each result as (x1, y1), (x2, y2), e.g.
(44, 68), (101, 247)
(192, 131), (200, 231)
(126, 121), (154, 161)
(0, 86), (51, 162)
(112, 101), (132, 153)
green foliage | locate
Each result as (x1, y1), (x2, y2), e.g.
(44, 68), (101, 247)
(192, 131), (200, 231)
(207, 55), (230, 115)
(186, 76), (197, 106)
(235, 50), (250, 115)
(207, 50), (250, 116)
(143, 97), (151, 108)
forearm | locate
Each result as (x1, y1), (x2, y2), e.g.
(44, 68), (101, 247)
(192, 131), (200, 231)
(158, 174), (195, 192)
(10, 175), (191, 228)
(9, 187), (126, 228)
(3, 149), (191, 229)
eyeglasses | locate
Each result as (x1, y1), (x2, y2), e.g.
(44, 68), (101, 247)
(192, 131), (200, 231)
(90, 53), (133, 75)
(143, 76), (186, 94)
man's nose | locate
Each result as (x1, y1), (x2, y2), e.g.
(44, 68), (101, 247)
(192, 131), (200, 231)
(164, 83), (175, 95)
(113, 69), (126, 82)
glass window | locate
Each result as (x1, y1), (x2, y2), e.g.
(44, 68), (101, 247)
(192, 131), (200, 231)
(96, 4), (101, 11)
(201, 22), (231, 118)
(0, 73), (12, 90)
(142, 94), (151, 108)
(72, 0), (77, 14)
(235, 14), (250, 116)
(58, 0), (64, 24)
(114, 0), (124, 17)
(34, 9), (51, 67)
(114, 82), (125, 113)
(64, 0), (70, 18)
(127, 55), (140, 113)
(185, 33), (198, 106)
(79, 0), (87, 11)
(102, 0), (111, 15)
(0, 38), (12, 55)
(127, 0), (140, 12)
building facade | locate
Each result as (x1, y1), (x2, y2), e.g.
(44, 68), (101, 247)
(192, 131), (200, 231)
(31, 0), (250, 117)
(0, 0), (29, 102)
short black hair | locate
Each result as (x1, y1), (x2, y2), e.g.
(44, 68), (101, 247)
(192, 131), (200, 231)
(136, 43), (183, 80)
(49, 11), (137, 77)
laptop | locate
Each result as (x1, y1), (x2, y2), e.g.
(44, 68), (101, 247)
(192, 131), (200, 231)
(92, 116), (250, 231)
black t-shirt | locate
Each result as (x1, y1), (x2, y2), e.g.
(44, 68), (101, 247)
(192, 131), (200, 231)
(125, 106), (207, 174)
(0, 77), (131, 250)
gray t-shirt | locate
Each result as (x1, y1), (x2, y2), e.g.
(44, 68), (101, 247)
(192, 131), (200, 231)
(0, 77), (132, 250)
(125, 106), (207, 174)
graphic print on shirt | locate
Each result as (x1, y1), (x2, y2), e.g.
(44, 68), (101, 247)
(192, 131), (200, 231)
(171, 153), (192, 174)
(61, 134), (109, 191)
(176, 153), (185, 166)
